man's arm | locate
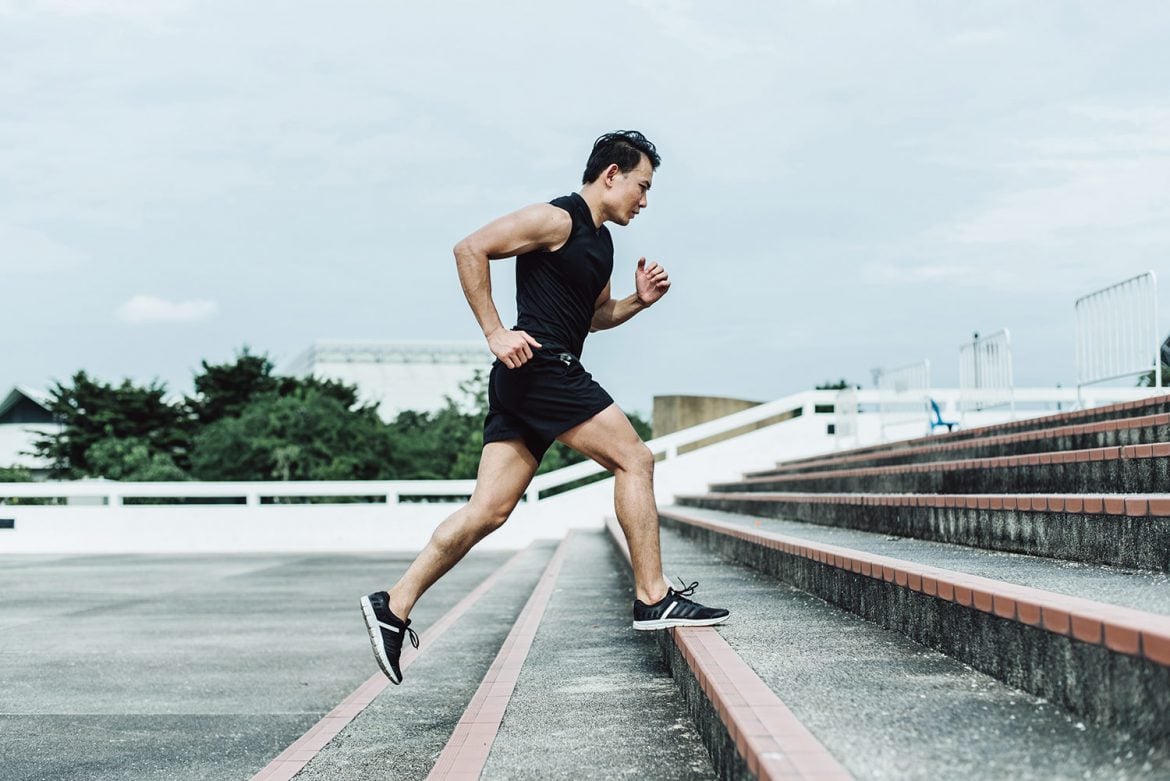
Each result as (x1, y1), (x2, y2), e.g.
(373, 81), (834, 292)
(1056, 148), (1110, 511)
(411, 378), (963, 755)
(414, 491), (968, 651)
(591, 257), (671, 332)
(454, 204), (572, 368)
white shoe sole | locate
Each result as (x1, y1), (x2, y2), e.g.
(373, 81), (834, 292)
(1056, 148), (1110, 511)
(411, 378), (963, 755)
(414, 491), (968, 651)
(632, 614), (730, 631)
(359, 595), (402, 684)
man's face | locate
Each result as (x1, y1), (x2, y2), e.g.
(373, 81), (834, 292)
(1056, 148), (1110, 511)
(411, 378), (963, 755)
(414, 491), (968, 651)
(607, 156), (654, 225)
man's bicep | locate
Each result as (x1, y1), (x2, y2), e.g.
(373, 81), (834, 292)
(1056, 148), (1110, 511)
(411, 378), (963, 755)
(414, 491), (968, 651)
(593, 281), (612, 310)
(458, 204), (571, 260)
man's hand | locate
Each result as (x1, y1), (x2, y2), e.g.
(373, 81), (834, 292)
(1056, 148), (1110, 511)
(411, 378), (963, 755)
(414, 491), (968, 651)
(488, 327), (543, 369)
(635, 257), (671, 306)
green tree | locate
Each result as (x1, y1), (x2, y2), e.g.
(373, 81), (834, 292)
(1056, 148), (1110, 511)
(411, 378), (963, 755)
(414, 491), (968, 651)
(86, 437), (190, 481)
(188, 347), (279, 427)
(0, 466), (32, 482)
(33, 371), (191, 479)
(189, 385), (397, 481)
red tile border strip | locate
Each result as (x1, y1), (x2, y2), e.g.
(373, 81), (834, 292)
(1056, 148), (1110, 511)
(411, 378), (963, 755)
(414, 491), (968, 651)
(749, 395), (1170, 476)
(427, 534), (574, 779)
(660, 509), (1170, 670)
(249, 544), (537, 781)
(743, 410), (1170, 480)
(677, 491), (1170, 521)
(605, 517), (854, 781)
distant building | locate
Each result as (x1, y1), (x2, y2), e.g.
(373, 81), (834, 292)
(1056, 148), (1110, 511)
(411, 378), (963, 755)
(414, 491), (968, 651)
(0, 387), (59, 476)
(283, 340), (496, 422)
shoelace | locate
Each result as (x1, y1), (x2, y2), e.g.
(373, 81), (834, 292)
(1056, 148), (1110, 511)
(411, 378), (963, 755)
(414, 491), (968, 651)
(405, 623), (420, 649)
(671, 578), (700, 599)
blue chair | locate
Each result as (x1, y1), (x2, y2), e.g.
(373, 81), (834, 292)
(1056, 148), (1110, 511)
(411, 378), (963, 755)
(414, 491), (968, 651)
(930, 398), (957, 433)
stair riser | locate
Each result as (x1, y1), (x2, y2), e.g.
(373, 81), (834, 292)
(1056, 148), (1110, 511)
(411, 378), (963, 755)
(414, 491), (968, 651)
(662, 515), (1170, 744)
(779, 399), (1170, 469)
(677, 495), (1170, 571)
(720, 457), (1170, 495)
(754, 425), (1170, 477)
(652, 630), (752, 781)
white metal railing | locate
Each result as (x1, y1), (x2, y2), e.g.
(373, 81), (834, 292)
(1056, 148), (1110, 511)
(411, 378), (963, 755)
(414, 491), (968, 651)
(959, 329), (1014, 422)
(876, 360), (932, 440)
(0, 390), (832, 506)
(1075, 271), (1161, 406)
(834, 386), (859, 449)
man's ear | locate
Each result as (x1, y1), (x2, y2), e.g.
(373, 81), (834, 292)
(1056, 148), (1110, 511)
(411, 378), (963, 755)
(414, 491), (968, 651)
(603, 163), (620, 187)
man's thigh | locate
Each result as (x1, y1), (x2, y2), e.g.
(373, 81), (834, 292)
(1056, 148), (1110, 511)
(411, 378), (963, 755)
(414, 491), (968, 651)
(555, 403), (645, 472)
(469, 439), (540, 513)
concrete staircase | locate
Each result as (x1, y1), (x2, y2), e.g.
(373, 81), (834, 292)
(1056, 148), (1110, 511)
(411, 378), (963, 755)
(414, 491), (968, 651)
(253, 394), (1170, 780)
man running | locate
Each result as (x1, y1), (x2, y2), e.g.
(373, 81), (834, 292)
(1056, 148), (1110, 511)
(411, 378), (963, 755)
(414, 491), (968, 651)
(360, 130), (729, 684)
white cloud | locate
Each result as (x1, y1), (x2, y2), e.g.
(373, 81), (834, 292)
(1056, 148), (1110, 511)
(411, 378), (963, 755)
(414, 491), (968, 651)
(117, 295), (217, 325)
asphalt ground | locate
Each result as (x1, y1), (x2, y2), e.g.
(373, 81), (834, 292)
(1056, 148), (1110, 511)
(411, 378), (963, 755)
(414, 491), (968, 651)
(0, 549), (513, 781)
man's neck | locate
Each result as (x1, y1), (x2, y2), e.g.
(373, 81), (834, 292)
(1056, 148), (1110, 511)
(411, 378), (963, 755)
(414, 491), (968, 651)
(576, 185), (607, 229)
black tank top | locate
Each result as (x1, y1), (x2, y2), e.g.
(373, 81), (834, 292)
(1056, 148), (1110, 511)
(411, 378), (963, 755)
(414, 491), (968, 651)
(514, 192), (613, 358)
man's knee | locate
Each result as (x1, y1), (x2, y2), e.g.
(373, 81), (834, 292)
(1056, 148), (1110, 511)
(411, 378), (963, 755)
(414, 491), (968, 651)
(467, 496), (515, 532)
(616, 443), (655, 476)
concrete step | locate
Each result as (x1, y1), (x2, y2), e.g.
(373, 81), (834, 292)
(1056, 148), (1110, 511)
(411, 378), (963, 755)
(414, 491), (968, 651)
(747, 412), (1170, 477)
(676, 491), (1170, 571)
(605, 518), (852, 780)
(778, 393), (1170, 470)
(464, 530), (717, 780)
(713, 442), (1170, 494)
(611, 518), (1170, 779)
(656, 505), (1170, 746)
(262, 541), (558, 781)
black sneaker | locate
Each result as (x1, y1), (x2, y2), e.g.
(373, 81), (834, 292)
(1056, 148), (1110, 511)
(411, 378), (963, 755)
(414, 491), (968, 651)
(359, 591), (419, 684)
(632, 579), (730, 630)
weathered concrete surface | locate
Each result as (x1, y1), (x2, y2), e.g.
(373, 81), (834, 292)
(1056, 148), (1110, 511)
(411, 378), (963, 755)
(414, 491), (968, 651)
(666, 506), (1170, 615)
(290, 541), (557, 781)
(748, 418), (1170, 475)
(661, 509), (1170, 744)
(647, 525), (1170, 780)
(679, 492), (1170, 572)
(482, 531), (715, 780)
(721, 454), (1170, 494)
(0, 549), (512, 781)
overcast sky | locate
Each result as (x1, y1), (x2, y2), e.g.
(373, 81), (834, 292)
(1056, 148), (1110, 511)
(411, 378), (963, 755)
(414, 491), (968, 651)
(3, 1), (1169, 416)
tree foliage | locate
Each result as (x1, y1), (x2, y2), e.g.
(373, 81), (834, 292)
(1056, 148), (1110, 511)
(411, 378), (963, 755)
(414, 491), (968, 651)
(31, 347), (653, 483)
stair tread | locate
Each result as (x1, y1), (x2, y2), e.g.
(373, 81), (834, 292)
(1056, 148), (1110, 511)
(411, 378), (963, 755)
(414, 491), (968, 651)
(663, 505), (1170, 617)
(655, 524), (1170, 780)
(482, 531), (715, 779)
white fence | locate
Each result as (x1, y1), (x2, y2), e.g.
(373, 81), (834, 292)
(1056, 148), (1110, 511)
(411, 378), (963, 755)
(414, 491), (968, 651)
(1075, 271), (1161, 406)
(0, 385), (1159, 553)
(959, 329), (1014, 422)
(834, 386), (859, 449)
(877, 360), (932, 440)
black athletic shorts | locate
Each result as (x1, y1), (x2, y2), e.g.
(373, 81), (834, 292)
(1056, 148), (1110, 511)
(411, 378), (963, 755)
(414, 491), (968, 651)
(483, 347), (614, 462)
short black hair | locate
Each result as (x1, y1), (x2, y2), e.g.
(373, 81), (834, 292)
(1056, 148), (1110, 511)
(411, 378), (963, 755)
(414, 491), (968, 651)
(582, 130), (661, 185)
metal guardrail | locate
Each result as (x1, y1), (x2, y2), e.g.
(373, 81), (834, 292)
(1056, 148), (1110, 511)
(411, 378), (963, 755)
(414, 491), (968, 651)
(959, 329), (1014, 422)
(876, 360), (932, 440)
(1075, 271), (1161, 406)
(834, 387), (859, 449)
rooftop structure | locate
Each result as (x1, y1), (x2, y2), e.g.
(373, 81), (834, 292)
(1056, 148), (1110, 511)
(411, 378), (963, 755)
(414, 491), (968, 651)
(282, 340), (495, 422)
